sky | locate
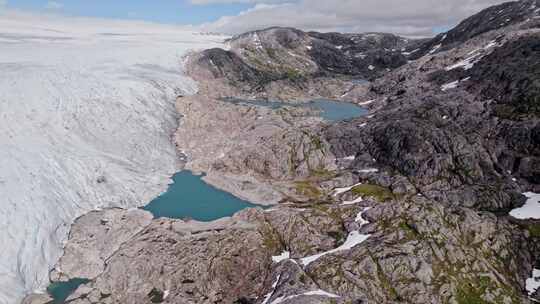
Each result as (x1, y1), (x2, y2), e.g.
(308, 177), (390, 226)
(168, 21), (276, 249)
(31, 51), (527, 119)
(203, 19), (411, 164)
(0, 0), (511, 37)
(0, 0), (252, 24)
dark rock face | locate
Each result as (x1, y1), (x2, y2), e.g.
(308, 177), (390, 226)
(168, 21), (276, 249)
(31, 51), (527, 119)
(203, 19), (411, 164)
(307, 32), (410, 77)
(195, 48), (279, 91)
(167, 2), (540, 302)
(412, 0), (540, 59)
(184, 2), (540, 302)
(467, 35), (540, 117)
(191, 27), (417, 97)
(429, 34), (540, 118)
(324, 97), (526, 212)
(324, 4), (540, 212)
(426, 32), (540, 190)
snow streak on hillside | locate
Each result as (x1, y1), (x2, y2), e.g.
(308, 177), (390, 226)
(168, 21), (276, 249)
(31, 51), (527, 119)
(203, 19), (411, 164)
(0, 11), (225, 303)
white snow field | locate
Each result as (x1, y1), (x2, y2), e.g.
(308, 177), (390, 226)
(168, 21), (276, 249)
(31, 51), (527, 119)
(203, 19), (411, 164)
(510, 192), (540, 220)
(0, 11), (225, 303)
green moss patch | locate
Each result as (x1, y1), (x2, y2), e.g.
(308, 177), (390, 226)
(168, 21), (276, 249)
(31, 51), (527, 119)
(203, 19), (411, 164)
(351, 184), (394, 202)
(309, 168), (337, 180)
(526, 223), (540, 238)
(284, 68), (303, 81)
(148, 288), (165, 303)
(294, 181), (323, 199)
(455, 277), (491, 304)
(398, 221), (421, 240)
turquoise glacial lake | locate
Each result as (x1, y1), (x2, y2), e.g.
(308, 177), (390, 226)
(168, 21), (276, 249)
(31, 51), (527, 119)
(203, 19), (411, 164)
(222, 98), (368, 122)
(48, 171), (260, 303)
(46, 98), (368, 302)
(47, 278), (90, 304)
(142, 171), (260, 221)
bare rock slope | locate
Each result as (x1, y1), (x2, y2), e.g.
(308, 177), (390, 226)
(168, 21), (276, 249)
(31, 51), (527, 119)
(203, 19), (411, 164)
(187, 27), (417, 100)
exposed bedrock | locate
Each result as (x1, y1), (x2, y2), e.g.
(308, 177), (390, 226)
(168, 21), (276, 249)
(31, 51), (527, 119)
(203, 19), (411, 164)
(186, 27), (418, 101)
(41, 193), (535, 303)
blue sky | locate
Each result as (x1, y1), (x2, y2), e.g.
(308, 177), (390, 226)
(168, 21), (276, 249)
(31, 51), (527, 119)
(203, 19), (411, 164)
(3, 0), (250, 24)
(1, 0), (505, 37)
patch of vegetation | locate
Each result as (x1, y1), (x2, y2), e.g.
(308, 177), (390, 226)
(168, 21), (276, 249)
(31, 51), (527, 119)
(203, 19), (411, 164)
(455, 277), (491, 304)
(284, 68), (303, 81)
(432, 254), (521, 304)
(260, 224), (283, 253)
(515, 95), (540, 117)
(288, 143), (299, 176)
(234, 297), (255, 304)
(148, 288), (164, 303)
(309, 134), (324, 151)
(294, 181), (323, 199)
(398, 220), (421, 240)
(351, 184), (394, 202)
(526, 223), (540, 238)
(493, 104), (518, 120)
(327, 229), (347, 245)
(372, 254), (401, 301)
(490, 89), (540, 120)
(247, 55), (266, 68)
(266, 48), (277, 59)
(309, 168), (336, 180)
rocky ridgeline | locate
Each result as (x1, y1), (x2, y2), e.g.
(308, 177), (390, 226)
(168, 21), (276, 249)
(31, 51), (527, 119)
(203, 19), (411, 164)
(26, 1), (540, 303)
(187, 27), (418, 101)
(409, 0), (540, 59)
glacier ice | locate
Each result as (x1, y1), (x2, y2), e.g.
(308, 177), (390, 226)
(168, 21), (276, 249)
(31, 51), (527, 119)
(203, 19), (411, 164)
(0, 11), (225, 303)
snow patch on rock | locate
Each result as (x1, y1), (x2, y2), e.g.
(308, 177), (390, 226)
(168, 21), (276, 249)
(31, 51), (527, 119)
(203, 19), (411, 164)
(441, 77), (470, 91)
(333, 183), (362, 196)
(342, 196), (363, 205)
(510, 192), (540, 219)
(357, 168), (379, 173)
(527, 268), (540, 296)
(269, 289), (340, 304)
(301, 208), (371, 266)
(358, 99), (375, 106)
(441, 80), (459, 91)
(272, 251), (290, 263)
(262, 274), (281, 304)
(429, 43), (442, 54)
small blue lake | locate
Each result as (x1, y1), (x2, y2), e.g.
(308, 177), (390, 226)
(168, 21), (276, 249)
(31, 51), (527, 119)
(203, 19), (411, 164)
(47, 278), (90, 304)
(142, 171), (260, 221)
(221, 98), (368, 122)
(47, 172), (260, 303)
(45, 97), (368, 303)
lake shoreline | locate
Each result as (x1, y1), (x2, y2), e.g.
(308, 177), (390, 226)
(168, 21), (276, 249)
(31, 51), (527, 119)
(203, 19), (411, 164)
(31, 76), (371, 303)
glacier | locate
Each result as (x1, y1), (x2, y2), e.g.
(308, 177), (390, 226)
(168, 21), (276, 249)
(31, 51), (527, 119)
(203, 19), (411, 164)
(0, 11), (225, 304)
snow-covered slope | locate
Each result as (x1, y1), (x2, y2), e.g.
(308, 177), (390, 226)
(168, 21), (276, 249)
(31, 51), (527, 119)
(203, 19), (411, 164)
(0, 11), (225, 304)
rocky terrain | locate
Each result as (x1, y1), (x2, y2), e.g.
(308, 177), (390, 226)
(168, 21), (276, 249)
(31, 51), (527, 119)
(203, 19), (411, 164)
(25, 0), (540, 303)
(186, 27), (419, 101)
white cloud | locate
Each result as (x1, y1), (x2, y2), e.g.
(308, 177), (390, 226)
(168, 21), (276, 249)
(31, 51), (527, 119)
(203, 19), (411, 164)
(198, 0), (510, 37)
(46, 1), (64, 10)
(191, 0), (290, 4)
